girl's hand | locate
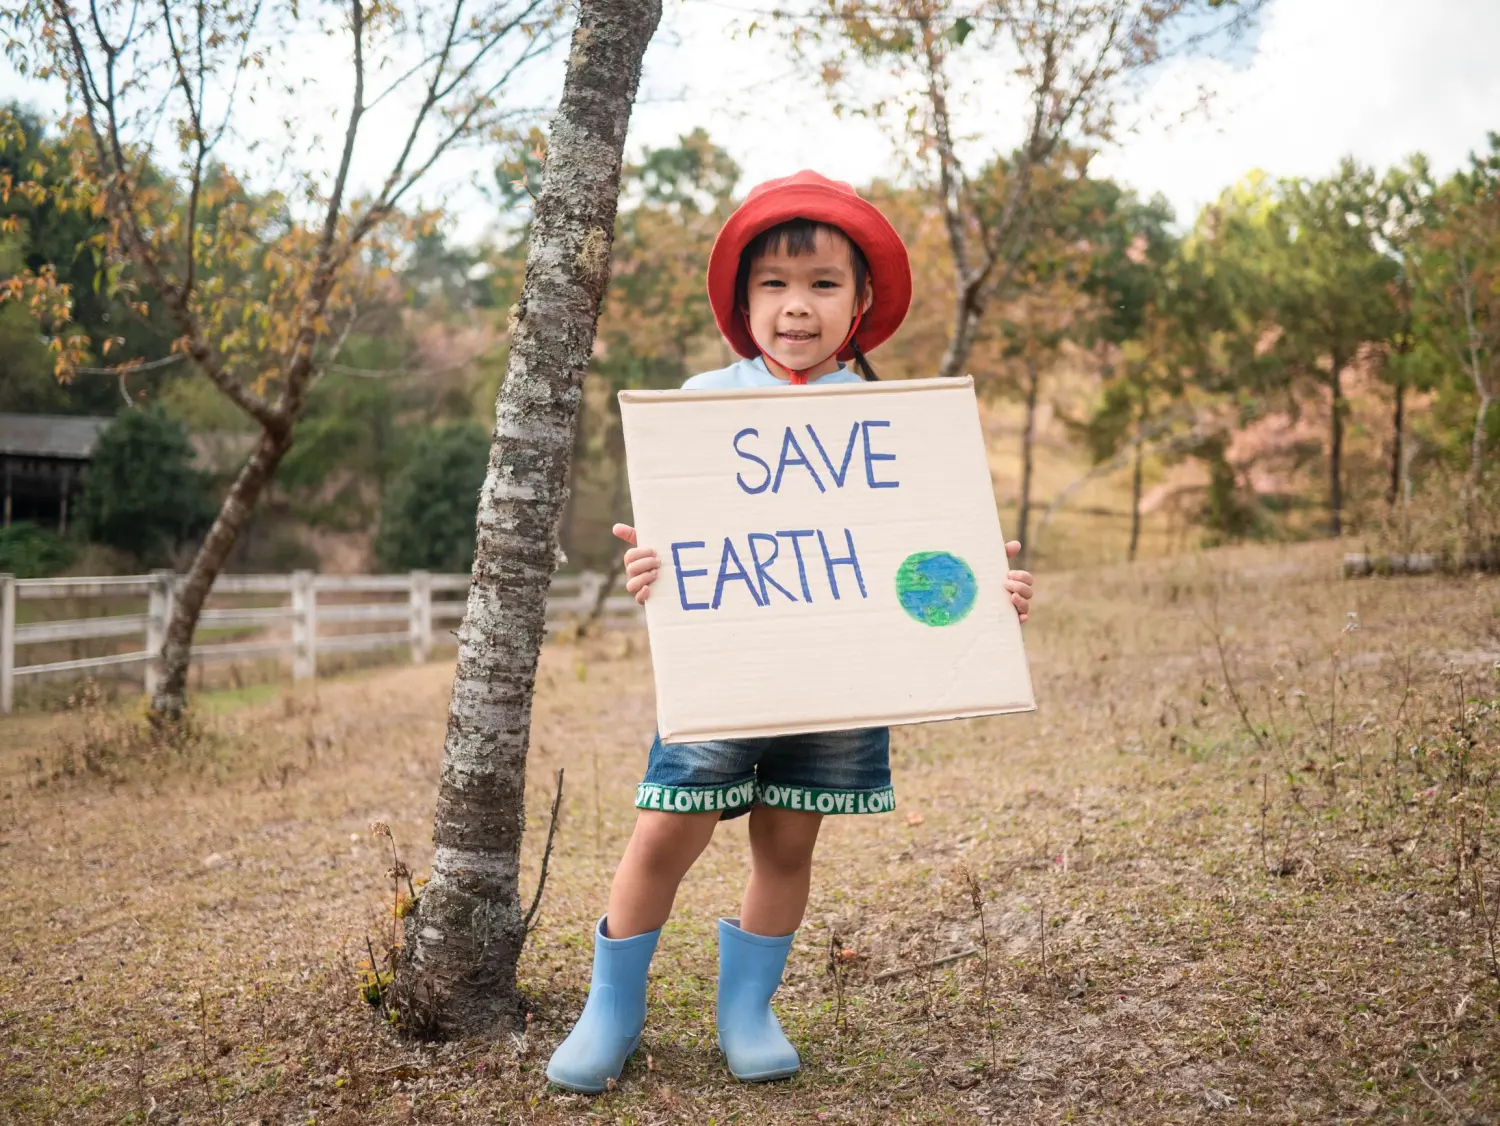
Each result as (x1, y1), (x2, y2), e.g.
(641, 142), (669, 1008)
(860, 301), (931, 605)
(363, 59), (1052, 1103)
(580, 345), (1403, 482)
(614, 524), (660, 605)
(1005, 540), (1034, 624)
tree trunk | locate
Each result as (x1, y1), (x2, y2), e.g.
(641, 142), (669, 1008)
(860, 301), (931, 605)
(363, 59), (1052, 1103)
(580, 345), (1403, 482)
(579, 460), (629, 638)
(936, 296), (980, 380)
(1471, 391), (1494, 551)
(1472, 392), (1492, 489)
(396, 0), (659, 1040)
(1328, 359), (1344, 537)
(1015, 358), (1040, 564)
(1128, 410), (1144, 563)
(150, 424), (292, 719)
(1387, 375), (1404, 509)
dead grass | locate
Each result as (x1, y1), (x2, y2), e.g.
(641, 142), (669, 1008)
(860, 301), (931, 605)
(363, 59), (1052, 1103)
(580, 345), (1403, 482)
(2, 541), (1498, 1124)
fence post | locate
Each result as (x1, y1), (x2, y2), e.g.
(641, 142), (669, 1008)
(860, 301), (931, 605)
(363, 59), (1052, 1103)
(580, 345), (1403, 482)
(409, 571), (432, 663)
(143, 569), (175, 698)
(0, 573), (14, 716)
(291, 570), (317, 681)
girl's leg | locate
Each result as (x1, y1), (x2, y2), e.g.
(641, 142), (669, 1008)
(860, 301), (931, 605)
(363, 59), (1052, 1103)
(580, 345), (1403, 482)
(547, 807), (721, 1093)
(605, 808), (722, 938)
(717, 806), (823, 1082)
(740, 806), (824, 935)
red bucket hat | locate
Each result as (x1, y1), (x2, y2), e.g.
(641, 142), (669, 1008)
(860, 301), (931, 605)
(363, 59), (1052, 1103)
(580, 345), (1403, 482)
(707, 170), (912, 363)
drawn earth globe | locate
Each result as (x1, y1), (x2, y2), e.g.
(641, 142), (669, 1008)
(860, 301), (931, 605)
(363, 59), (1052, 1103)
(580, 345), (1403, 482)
(895, 551), (978, 627)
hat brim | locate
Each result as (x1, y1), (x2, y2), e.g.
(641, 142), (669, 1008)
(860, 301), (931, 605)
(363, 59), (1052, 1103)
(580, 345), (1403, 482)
(707, 184), (912, 361)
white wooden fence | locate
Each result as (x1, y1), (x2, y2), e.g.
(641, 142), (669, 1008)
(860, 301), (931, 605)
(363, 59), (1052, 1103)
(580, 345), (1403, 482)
(0, 569), (636, 714)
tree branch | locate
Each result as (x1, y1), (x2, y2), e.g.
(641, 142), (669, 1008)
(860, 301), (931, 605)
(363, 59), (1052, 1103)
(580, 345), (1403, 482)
(208, 0), (265, 151)
(382, 36), (553, 215)
(523, 768), (566, 934)
(368, 0), (469, 217)
(370, 0), (552, 227)
(160, 0), (207, 300)
(317, 0), (366, 260)
(429, 0), (547, 106)
(920, 24), (970, 286)
(270, 0), (368, 423)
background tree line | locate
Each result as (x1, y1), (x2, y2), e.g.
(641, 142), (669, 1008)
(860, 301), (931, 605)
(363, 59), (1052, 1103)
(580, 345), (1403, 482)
(6, 99), (1497, 577)
(6, 103), (1498, 584)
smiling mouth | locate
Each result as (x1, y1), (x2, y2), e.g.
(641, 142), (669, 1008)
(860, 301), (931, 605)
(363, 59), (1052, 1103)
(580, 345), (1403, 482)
(778, 331), (818, 344)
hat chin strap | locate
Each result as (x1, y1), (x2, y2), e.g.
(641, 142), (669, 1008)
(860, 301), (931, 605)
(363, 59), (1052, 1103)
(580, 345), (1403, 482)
(744, 310), (864, 385)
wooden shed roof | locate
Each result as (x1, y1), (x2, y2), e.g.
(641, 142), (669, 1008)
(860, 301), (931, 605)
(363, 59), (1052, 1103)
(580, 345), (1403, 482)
(0, 413), (111, 460)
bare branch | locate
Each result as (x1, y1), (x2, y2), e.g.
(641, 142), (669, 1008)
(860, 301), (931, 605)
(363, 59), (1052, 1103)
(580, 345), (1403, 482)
(523, 768), (566, 934)
(318, 0), (367, 258)
(307, 301), (363, 390)
(375, 0), (549, 215)
(208, 0), (266, 152)
(365, 36), (464, 113)
(919, 25), (969, 284)
(1051, 6), (1124, 147)
(364, 0), (467, 113)
(383, 35), (554, 215)
(373, 2), (483, 212)
(430, 0), (547, 105)
(74, 353), (185, 376)
(119, 0), (143, 58)
(160, 0), (207, 299)
(87, 0), (116, 57)
(273, 0), (369, 421)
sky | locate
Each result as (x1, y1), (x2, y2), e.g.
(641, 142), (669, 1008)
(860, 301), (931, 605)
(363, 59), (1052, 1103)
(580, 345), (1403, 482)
(2, 0), (1498, 245)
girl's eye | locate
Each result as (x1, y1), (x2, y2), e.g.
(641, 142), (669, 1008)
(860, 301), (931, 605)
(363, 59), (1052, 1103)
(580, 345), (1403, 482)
(759, 279), (786, 288)
(813, 280), (839, 289)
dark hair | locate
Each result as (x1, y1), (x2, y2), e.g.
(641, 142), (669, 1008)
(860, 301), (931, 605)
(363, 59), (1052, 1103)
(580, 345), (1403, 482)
(735, 218), (879, 380)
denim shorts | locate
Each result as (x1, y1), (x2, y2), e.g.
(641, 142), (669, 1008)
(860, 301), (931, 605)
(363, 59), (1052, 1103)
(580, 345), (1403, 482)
(635, 727), (894, 821)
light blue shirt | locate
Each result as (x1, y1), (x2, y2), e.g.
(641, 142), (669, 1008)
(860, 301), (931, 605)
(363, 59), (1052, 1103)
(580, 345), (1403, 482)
(681, 354), (865, 390)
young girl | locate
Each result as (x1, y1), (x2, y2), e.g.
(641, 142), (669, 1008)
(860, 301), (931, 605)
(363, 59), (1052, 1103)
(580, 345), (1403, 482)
(545, 171), (1035, 1093)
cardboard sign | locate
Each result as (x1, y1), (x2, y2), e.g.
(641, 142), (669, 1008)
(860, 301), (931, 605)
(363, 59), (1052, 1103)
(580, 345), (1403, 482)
(618, 376), (1035, 743)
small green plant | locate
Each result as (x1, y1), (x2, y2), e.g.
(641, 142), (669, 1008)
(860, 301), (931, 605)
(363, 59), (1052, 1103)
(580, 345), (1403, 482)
(0, 521), (75, 577)
(361, 934), (395, 1018)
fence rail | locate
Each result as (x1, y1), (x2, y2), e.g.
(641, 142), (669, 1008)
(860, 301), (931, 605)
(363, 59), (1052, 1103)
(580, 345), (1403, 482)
(0, 568), (635, 714)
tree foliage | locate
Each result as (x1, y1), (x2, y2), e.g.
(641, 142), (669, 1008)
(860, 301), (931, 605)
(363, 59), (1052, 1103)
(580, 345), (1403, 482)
(1409, 136), (1500, 488)
(1192, 164), (1401, 533)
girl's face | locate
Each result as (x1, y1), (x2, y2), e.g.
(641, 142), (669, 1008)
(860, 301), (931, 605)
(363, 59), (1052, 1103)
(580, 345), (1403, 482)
(743, 228), (872, 380)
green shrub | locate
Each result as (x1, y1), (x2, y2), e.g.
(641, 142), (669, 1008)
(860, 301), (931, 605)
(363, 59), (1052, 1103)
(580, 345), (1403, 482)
(0, 522), (76, 578)
(376, 423), (489, 573)
(77, 406), (215, 564)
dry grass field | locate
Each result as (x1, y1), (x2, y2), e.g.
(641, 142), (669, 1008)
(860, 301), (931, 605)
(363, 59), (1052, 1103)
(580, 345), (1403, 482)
(2, 541), (1499, 1125)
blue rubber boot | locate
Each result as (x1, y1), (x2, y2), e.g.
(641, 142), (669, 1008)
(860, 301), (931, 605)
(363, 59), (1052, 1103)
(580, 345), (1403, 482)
(716, 917), (801, 1082)
(545, 917), (660, 1093)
